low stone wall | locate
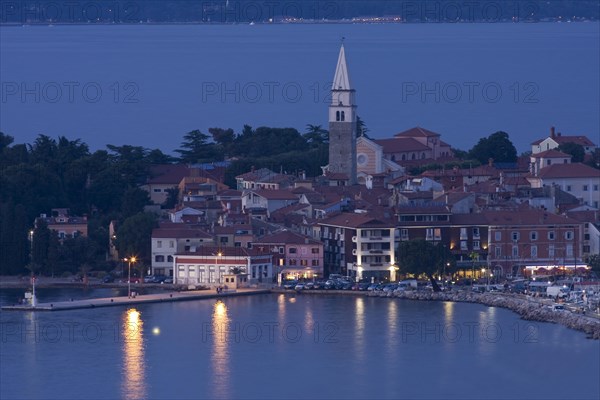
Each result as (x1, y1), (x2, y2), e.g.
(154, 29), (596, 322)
(391, 290), (600, 340)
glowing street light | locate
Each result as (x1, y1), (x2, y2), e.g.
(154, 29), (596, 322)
(124, 256), (137, 298)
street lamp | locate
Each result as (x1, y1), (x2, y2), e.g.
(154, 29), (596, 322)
(124, 256), (137, 298)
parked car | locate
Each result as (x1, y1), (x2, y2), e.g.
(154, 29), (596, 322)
(144, 275), (156, 283)
(163, 277), (173, 284)
(102, 275), (114, 283)
(283, 280), (298, 290)
(294, 283), (305, 291)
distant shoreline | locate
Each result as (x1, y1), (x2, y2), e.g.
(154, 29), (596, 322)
(2, 19), (597, 27)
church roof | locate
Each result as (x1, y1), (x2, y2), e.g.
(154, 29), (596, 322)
(375, 137), (430, 152)
(332, 44), (352, 91)
(394, 126), (441, 138)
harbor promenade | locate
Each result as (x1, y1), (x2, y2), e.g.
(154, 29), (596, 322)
(1, 288), (270, 311)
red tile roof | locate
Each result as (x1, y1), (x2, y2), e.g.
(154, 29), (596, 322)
(554, 135), (596, 146)
(319, 212), (393, 228)
(250, 189), (299, 200)
(255, 230), (321, 245)
(533, 149), (571, 158)
(375, 137), (431, 152)
(146, 164), (190, 184)
(394, 126), (441, 138)
(538, 163), (600, 179)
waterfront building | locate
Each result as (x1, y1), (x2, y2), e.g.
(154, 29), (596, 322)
(319, 213), (395, 281)
(252, 230), (324, 281)
(151, 223), (214, 276)
(173, 245), (272, 286)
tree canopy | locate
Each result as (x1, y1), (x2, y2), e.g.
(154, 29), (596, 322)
(397, 239), (453, 292)
(468, 131), (517, 164)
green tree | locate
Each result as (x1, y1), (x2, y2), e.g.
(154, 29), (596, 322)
(468, 131), (517, 164)
(175, 129), (222, 163)
(557, 142), (585, 163)
(586, 254), (600, 273)
(356, 116), (370, 138)
(398, 239), (452, 292)
(114, 212), (158, 266)
(303, 124), (329, 147)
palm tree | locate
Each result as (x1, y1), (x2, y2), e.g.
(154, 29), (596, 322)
(304, 124), (329, 147)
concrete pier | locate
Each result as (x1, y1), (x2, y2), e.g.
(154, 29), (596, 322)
(1, 288), (270, 311)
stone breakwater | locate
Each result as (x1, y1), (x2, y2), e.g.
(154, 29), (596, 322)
(388, 290), (600, 340)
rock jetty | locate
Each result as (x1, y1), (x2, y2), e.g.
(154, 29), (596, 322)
(385, 290), (600, 339)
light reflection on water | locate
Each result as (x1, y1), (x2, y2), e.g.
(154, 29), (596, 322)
(122, 308), (146, 400)
(210, 300), (231, 400)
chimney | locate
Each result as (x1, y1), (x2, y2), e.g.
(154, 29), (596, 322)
(488, 158), (494, 167)
(550, 126), (555, 138)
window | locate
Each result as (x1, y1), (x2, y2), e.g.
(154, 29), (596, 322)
(530, 246), (537, 258)
(157, 240), (162, 248)
(289, 248), (297, 254)
(153, 188), (161, 192)
(234, 242), (241, 247)
(167, 255), (173, 262)
(434, 228), (442, 240)
(460, 228), (468, 240)
(546, 160), (552, 166)
(511, 232), (520, 241)
(473, 240), (480, 249)
(583, 185), (588, 191)
(594, 185), (599, 191)
(566, 185), (571, 192)
(460, 241), (468, 250)
(312, 259), (319, 266)
(495, 247), (501, 257)
(566, 245), (573, 257)
(289, 259), (297, 266)
(584, 234), (590, 240)
(169, 240), (174, 248)
(548, 231), (555, 241)
(530, 231), (538, 241)
(220, 237), (228, 243)
(401, 229), (409, 240)
(495, 232), (501, 241)
(565, 231), (573, 240)
(300, 260), (308, 266)
(311, 248), (319, 254)
(473, 228), (480, 238)
(512, 246), (519, 257)
(549, 245), (555, 258)
(426, 229), (434, 240)
(155, 255), (165, 262)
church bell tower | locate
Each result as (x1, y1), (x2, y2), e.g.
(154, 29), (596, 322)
(328, 43), (357, 185)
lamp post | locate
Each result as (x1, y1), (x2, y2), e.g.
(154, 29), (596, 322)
(124, 256), (137, 298)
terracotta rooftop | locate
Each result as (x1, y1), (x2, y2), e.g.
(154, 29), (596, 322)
(248, 189), (300, 200)
(394, 126), (441, 138)
(533, 149), (571, 158)
(319, 212), (394, 228)
(146, 164), (190, 185)
(538, 163), (600, 179)
(254, 230), (321, 245)
(375, 137), (431, 152)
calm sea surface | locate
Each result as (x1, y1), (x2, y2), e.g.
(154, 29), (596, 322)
(1, 23), (598, 153)
(0, 288), (598, 400)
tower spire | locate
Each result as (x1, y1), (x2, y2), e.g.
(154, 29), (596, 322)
(332, 42), (352, 91)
